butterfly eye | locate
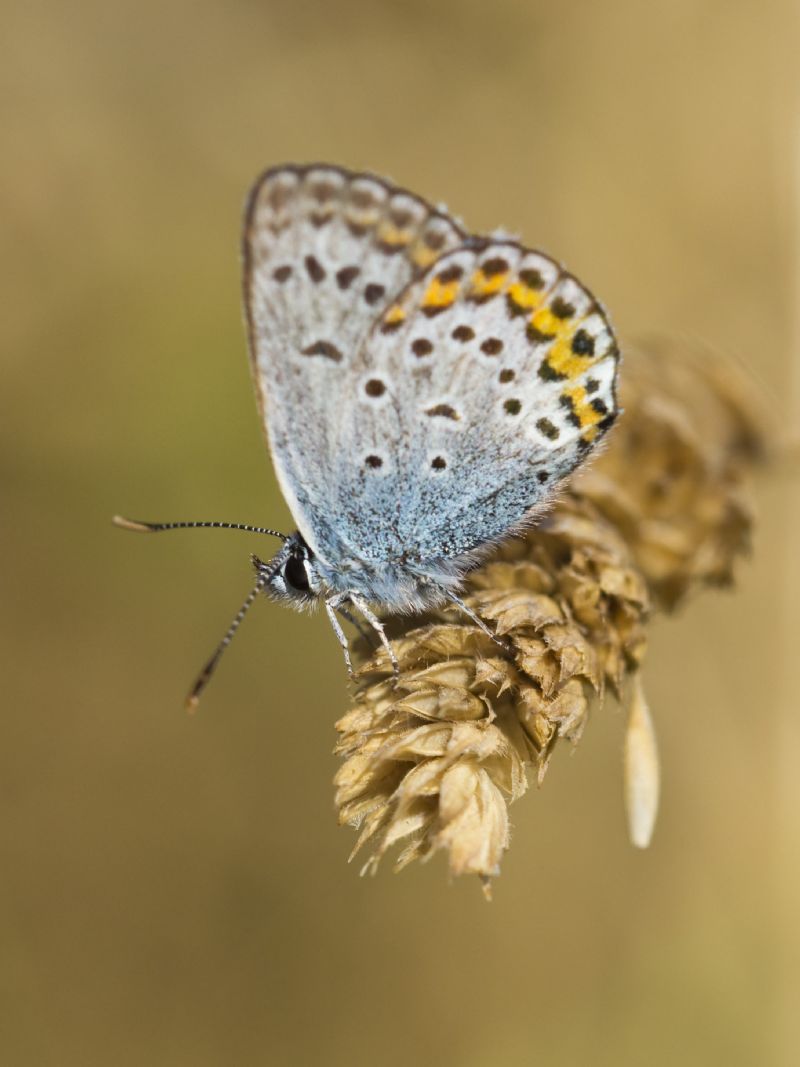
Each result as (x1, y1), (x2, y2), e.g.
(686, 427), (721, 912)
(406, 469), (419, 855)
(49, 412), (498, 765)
(284, 553), (310, 592)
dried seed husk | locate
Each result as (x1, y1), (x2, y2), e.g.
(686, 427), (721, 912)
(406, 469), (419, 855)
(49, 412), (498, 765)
(334, 340), (767, 888)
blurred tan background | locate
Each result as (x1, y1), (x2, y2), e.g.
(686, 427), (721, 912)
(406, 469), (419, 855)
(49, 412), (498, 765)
(3, 1), (799, 1064)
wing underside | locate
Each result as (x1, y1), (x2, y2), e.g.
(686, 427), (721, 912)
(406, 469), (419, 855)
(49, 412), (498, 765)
(243, 165), (619, 576)
(242, 163), (466, 558)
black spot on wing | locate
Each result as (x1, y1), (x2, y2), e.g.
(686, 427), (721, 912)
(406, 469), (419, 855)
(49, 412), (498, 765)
(519, 268), (545, 289)
(425, 404), (460, 420)
(538, 359), (566, 381)
(301, 340), (343, 362)
(336, 266), (360, 289)
(304, 255), (326, 283)
(550, 297), (575, 320)
(437, 264), (464, 284)
(571, 329), (595, 356)
(364, 283), (386, 305)
(536, 417), (559, 440)
(559, 394), (581, 428)
(481, 256), (510, 276)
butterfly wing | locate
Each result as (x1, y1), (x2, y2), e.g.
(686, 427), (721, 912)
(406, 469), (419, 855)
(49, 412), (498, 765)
(242, 164), (466, 559)
(326, 240), (619, 574)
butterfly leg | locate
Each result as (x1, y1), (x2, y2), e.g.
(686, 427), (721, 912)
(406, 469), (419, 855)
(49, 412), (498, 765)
(335, 601), (377, 648)
(443, 589), (507, 648)
(324, 597), (355, 679)
(348, 593), (399, 678)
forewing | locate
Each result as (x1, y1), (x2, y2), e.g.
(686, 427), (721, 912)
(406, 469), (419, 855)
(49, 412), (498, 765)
(243, 163), (465, 557)
(327, 240), (619, 569)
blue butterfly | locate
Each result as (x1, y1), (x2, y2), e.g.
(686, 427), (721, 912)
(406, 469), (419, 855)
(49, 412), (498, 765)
(115, 164), (618, 706)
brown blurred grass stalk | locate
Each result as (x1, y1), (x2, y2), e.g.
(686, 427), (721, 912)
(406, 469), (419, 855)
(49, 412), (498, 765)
(334, 339), (767, 892)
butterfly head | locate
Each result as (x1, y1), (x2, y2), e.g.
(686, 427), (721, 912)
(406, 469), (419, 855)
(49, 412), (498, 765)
(112, 515), (330, 707)
(255, 532), (322, 608)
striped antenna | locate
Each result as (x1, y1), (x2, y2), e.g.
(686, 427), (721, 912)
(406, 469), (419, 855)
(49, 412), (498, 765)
(112, 516), (287, 540)
(185, 555), (282, 712)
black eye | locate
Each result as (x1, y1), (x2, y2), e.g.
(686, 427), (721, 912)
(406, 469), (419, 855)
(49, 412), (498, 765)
(284, 553), (310, 592)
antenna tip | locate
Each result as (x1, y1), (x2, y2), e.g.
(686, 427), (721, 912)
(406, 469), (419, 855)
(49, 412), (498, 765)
(185, 692), (200, 714)
(112, 515), (154, 532)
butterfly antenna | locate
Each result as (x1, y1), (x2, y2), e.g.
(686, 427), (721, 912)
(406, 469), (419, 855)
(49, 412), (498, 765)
(185, 559), (279, 713)
(112, 516), (287, 540)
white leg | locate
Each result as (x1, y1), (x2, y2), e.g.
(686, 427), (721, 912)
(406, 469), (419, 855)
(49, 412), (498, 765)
(349, 593), (399, 677)
(443, 590), (505, 647)
(324, 597), (355, 678)
(335, 602), (375, 647)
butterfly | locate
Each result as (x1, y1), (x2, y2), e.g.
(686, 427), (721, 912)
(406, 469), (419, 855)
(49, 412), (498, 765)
(115, 164), (619, 707)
